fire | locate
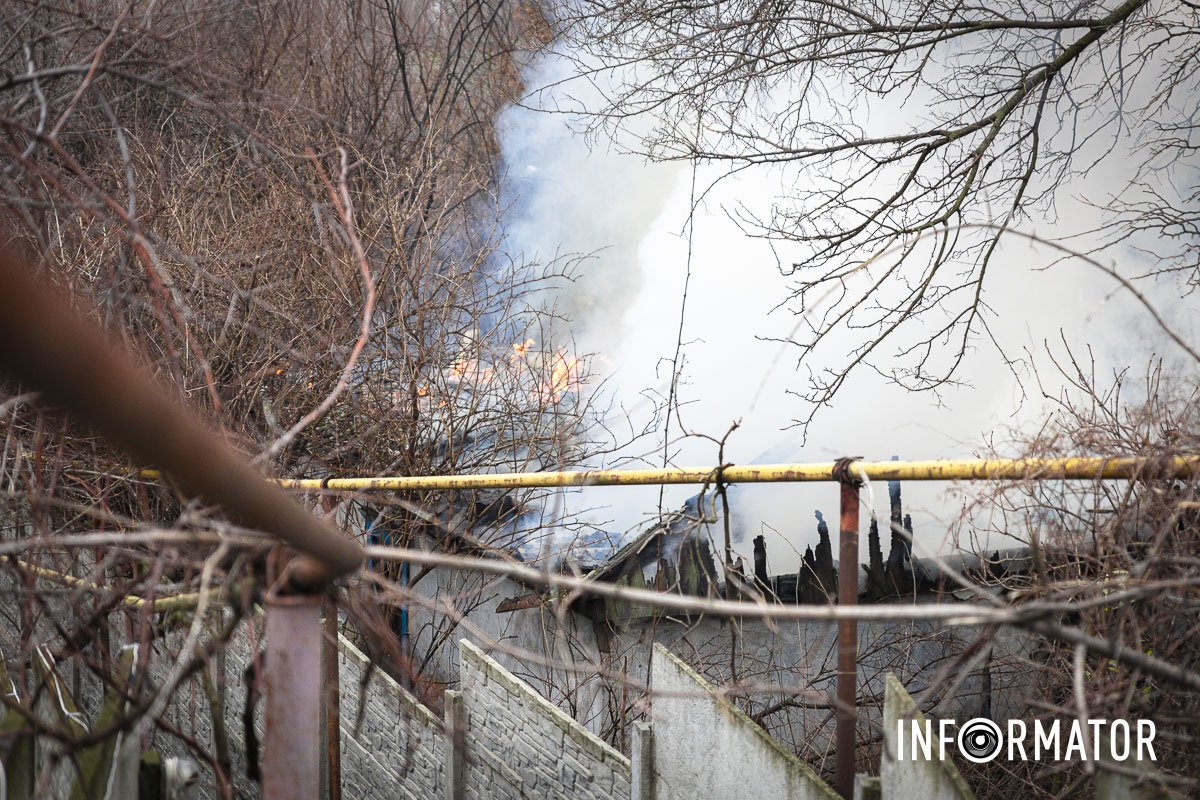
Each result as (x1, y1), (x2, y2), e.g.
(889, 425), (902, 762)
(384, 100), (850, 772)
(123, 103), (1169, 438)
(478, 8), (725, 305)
(448, 354), (490, 384)
(510, 338), (581, 401)
(441, 336), (583, 406)
(545, 349), (582, 401)
(511, 338), (535, 360)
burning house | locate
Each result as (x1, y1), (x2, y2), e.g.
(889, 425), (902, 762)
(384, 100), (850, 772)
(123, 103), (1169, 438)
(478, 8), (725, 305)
(378, 477), (1034, 754)
(550, 479), (1031, 641)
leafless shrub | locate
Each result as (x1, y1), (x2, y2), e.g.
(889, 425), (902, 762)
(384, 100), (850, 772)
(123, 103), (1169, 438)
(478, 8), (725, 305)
(0, 0), (626, 791)
(950, 352), (1200, 798)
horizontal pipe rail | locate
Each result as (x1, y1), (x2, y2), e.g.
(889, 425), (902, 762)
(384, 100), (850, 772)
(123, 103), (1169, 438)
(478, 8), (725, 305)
(15, 559), (213, 612)
(0, 254), (362, 591)
(270, 455), (1200, 492)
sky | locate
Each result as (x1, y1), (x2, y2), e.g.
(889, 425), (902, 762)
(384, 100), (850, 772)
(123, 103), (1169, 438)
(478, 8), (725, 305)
(497, 51), (1200, 574)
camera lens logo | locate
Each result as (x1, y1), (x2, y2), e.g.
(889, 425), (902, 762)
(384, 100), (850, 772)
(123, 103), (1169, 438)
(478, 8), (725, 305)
(957, 719), (1003, 763)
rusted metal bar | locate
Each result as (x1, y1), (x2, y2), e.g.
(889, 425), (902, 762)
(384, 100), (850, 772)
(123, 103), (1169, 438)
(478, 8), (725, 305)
(835, 479), (860, 800)
(263, 593), (323, 800)
(0, 254), (362, 591)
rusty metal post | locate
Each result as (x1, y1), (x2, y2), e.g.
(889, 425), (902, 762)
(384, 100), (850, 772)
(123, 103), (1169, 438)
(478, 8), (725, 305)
(263, 594), (323, 800)
(835, 479), (860, 799)
(323, 598), (342, 800)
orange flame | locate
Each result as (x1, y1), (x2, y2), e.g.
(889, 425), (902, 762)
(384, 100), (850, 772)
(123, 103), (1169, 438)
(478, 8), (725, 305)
(448, 352), (493, 385)
(511, 338), (536, 360)
(545, 349), (582, 401)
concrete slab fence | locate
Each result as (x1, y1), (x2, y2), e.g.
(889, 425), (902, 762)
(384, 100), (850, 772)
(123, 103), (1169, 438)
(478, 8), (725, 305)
(2, 600), (988, 800)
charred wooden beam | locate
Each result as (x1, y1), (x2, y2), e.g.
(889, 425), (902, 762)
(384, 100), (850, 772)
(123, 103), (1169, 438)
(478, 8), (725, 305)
(864, 516), (886, 599)
(814, 511), (837, 597)
(752, 535), (770, 593)
(496, 594), (543, 613)
(799, 546), (822, 604)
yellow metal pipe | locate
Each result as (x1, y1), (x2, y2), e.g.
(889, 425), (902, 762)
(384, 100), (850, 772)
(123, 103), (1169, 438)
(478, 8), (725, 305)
(266, 455), (1200, 492)
(16, 560), (211, 612)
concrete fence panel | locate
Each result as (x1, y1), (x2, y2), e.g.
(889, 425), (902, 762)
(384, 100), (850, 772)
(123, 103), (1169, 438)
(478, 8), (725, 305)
(337, 636), (446, 800)
(880, 674), (975, 800)
(648, 643), (840, 800)
(458, 639), (631, 800)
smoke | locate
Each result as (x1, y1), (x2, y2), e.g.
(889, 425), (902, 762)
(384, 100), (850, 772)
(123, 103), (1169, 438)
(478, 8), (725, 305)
(499, 44), (1200, 575)
(497, 56), (682, 349)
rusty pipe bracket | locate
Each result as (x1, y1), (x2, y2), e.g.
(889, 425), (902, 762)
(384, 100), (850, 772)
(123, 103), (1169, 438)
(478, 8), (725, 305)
(832, 457), (864, 487)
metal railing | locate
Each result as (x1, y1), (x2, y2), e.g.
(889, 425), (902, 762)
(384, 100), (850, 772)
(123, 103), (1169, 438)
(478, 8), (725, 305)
(0, 254), (361, 800)
(290, 455), (1196, 798)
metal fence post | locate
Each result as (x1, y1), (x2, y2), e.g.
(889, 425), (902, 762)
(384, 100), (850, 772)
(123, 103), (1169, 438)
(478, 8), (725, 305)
(323, 598), (342, 800)
(836, 475), (861, 799)
(263, 593), (323, 800)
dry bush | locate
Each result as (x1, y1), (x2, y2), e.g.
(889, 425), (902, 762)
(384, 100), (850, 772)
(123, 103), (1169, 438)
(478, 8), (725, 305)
(0, 0), (621, 791)
(950, 353), (1200, 798)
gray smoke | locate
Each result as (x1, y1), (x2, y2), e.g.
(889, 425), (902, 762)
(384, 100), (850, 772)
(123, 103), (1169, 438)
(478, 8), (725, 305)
(498, 56), (682, 347)
(499, 47), (1200, 575)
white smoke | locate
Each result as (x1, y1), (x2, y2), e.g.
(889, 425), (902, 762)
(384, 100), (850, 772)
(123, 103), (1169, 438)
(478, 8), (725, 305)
(497, 56), (682, 349)
(499, 45), (1200, 575)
